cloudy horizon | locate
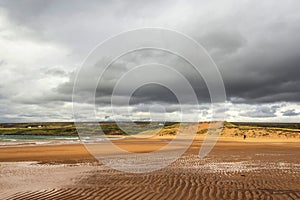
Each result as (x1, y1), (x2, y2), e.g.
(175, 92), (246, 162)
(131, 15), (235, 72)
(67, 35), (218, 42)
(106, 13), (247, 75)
(1, 0), (300, 123)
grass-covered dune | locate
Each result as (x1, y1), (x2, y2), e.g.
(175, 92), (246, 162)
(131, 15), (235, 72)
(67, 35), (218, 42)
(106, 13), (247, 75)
(229, 122), (300, 130)
(0, 122), (77, 136)
(0, 122), (178, 136)
(0, 122), (299, 138)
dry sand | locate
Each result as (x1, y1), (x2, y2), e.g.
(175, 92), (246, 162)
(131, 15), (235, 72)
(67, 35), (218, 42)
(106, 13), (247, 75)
(0, 137), (300, 200)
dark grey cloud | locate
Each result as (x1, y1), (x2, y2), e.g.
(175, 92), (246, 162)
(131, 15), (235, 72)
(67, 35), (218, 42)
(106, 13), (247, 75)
(240, 105), (278, 118)
(129, 84), (179, 105)
(1, 0), (300, 122)
(282, 109), (300, 116)
(223, 54), (300, 104)
(49, 1), (300, 106)
(56, 49), (210, 106)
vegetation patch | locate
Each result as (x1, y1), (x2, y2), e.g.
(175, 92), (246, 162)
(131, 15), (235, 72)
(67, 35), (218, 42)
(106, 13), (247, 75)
(197, 129), (208, 134)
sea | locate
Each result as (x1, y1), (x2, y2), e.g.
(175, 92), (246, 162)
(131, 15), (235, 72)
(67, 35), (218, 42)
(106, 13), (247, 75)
(0, 135), (123, 146)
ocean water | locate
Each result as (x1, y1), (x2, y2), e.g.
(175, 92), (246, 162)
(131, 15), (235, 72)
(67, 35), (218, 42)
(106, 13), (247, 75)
(0, 135), (122, 146)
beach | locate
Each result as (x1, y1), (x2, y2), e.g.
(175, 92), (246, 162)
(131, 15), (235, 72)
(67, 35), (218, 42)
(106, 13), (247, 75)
(1, 136), (299, 200)
(2, 0), (300, 199)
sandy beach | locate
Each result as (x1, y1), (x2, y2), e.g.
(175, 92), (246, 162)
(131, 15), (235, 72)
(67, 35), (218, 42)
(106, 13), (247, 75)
(0, 137), (299, 200)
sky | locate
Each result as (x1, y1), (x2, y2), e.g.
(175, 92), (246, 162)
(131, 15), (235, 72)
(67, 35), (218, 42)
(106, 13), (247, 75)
(0, 0), (300, 123)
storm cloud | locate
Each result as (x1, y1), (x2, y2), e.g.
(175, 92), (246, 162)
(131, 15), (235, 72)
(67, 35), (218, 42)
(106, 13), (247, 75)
(0, 0), (300, 122)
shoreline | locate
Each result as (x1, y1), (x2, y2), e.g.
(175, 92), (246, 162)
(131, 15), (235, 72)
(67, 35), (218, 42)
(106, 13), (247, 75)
(1, 137), (299, 163)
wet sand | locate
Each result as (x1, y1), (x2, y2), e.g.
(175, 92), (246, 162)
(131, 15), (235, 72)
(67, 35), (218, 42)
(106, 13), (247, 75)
(0, 138), (300, 199)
